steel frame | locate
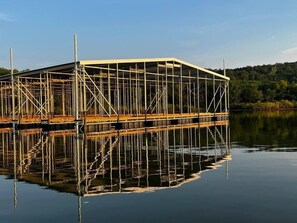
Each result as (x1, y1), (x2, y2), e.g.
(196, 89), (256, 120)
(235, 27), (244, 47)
(0, 58), (230, 128)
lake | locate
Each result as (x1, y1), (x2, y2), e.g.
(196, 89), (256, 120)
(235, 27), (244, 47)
(1, 111), (297, 223)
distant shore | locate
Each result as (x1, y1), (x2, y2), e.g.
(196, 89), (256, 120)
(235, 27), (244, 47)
(230, 100), (297, 111)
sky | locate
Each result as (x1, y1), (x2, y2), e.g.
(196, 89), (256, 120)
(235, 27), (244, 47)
(1, 0), (297, 70)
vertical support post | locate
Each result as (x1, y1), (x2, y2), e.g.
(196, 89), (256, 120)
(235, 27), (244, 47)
(157, 63), (160, 114)
(129, 67), (132, 115)
(74, 34), (79, 122)
(172, 62), (175, 114)
(213, 75), (216, 115)
(1, 83), (3, 119)
(188, 70), (191, 114)
(223, 59), (226, 77)
(62, 82), (65, 116)
(135, 64), (138, 117)
(46, 71), (50, 121)
(165, 62), (168, 120)
(39, 73), (43, 119)
(193, 82), (196, 112)
(122, 71), (125, 115)
(223, 60), (227, 113)
(179, 64), (182, 115)
(93, 75), (96, 116)
(17, 76), (21, 123)
(214, 126), (217, 162)
(10, 48), (16, 126)
(6, 82), (8, 117)
(205, 76), (208, 113)
(50, 74), (54, 117)
(224, 82), (227, 113)
(25, 79), (29, 116)
(116, 63), (120, 122)
(228, 81), (230, 113)
(220, 83), (222, 113)
(82, 66), (87, 126)
(144, 62), (147, 121)
(108, 64), (111, 116)
(197, 70), (200, 117)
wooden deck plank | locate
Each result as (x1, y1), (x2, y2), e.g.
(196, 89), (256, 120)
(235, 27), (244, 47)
(0, 112), (228, 125)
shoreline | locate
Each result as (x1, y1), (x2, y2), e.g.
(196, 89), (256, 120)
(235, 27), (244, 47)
(230, 100), (297, 111)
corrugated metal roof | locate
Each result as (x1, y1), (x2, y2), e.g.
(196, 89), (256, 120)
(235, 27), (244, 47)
(1, 58), (229, 81)
(79, 58), (229, 80)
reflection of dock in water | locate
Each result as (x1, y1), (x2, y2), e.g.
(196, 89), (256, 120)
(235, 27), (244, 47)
(0, 121), (230, 197)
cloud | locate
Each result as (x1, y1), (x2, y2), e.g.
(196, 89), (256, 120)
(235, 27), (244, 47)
(0, 12), (15, 22)
(282, 46), (297, 55)
(277, 46), (297, 63)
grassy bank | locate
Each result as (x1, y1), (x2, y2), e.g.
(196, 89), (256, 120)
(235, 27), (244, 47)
(230, 100), (297, 111)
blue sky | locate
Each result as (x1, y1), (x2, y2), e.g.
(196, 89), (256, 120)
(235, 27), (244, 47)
(1, 0), (297, 70)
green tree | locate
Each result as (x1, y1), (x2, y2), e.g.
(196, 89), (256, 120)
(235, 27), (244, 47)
(241, 83), (263, 103)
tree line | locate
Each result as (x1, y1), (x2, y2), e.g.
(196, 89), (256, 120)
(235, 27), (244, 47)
(0, 67), (19, 75)
(215, 61), (297, 109)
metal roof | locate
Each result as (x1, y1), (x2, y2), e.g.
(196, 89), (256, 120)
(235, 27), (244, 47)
(79, 58), (230, 80)
(1, 58), (229, 81)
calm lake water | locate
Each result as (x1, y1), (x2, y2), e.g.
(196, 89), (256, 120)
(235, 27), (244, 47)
(1, 111), (297, 223)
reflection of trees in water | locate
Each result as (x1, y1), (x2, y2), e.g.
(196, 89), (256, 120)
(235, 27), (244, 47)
(0, 124), (230, 196)
(231, 111), (297, 148)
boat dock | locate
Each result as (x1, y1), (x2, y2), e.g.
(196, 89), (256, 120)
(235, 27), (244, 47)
(0, 55), (230, 131)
